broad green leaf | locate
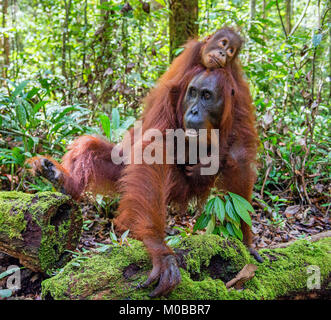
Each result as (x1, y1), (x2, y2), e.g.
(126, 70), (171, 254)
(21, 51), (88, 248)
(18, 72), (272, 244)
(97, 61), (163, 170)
(205, 215), (215, 234)
(232, 223), (243, 241)
(33, 100), (48, 114)
(112, 108), (120, 130)
(204, 198), (215, 215)
(99, 114), (111, 140)
(193, 213), (210, 232)
(120, 116), (135, 130)
(54, 106), (79, 122)
(213, 197), (225, 223)
(16, 104), (27, 127)
(229, 192), (253, 227)
(11, 80), (29, 98)
(219, 225), (229, 238)
(225, 198), (240, 224)
(26, 87), (39, 100)
(226, 222), (236, 237)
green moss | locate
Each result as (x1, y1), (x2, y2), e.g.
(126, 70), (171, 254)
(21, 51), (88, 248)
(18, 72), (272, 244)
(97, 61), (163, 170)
(41, 235), (331, 300)
(178, 235), (250, 276)
(0, 191), (32, 238)
(42, 239), (152, 300)
(35, 193), (83, 273)
(0, 191), (82, 273)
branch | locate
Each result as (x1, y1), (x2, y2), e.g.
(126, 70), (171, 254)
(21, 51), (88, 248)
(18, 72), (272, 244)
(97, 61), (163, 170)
(275, 0), (287, 37)
(288, 0), (311, 37)
(269, 231), (331, 249)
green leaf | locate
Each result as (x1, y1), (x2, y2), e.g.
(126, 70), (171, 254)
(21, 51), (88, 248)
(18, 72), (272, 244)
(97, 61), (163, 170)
(99, 114), (111, 140)
(229, 192), (253, 227)
(33, 100), (48, 114)
(213, 197), (225, 223)
(193, 213), (210, 232)
(232, 223), (243, 241)
(11, 80), (29, 98)
(154, 0), (166, 7)
(205, 215), (215, 234)
(226, 222), (236, 237)
(112, 108), (120, 130)
(219, 225), (229, 238)
(121, 229), (130, 242)
(204, 198), (215, 215)
(54, 106), (80, 123)
(16, 104), (27, 127)
(110, 231), (117, 242)
(225, 198), (240, 224)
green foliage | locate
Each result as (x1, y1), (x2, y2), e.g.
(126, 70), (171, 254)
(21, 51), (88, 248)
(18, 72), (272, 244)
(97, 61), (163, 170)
(194, 191), (254, 241)
(0, 79), (93, 189)
(166, 226), (192, 247)
(99, 108), (135, 142)
(108, 228), (130, 247)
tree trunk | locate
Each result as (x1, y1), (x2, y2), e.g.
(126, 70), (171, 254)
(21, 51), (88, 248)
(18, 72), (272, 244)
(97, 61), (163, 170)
(285, 0), (292, 34)
(250, 0), (256, 22)
(169, 0), (198, 62)
(41, 234), (331, 300)
(0, 192), (82, 274)
(2, 0), (10, 80)
(62, 0), (72, 82)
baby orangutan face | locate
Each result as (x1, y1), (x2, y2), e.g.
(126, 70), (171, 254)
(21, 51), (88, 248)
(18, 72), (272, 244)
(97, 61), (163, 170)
(201, 28), (243, 69)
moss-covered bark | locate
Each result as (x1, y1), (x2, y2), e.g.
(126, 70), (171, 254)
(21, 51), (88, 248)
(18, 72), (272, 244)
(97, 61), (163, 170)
(41, 234), (331, 300)
(169, 0), (199, 61)
(0, 191), (82, 274)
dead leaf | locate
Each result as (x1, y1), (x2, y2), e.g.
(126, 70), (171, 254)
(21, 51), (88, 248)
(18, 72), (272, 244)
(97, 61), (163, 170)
(225, 264), (258, 289)
(284, 205), (301, 217)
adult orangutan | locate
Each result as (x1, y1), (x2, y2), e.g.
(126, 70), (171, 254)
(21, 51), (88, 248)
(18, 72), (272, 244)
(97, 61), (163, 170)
(28, 28), (260, 297)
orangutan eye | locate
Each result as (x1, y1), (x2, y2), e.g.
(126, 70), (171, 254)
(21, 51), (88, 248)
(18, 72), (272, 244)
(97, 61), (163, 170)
(202, 90), (212, 100)
(220, 38), (228, 47)
(227, 48), (234, 56)
(189, 87), (197, 97)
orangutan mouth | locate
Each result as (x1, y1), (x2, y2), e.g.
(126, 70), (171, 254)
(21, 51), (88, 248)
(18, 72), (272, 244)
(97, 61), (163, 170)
(185, 129), (199, 137)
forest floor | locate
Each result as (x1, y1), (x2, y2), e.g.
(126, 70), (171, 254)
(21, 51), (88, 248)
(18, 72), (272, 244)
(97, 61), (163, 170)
(0, 190), (330, 300)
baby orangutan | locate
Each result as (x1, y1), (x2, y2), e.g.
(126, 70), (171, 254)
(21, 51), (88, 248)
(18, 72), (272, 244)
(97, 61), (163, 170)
(201, 27), (243, 69)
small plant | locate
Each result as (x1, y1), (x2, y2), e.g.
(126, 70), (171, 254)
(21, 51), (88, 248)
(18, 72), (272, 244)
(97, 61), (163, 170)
(194, 191), (254, 241)
(99, 107), (136, 143)
(109, 225), (130, 247)
(166, 226), (192, 247)
(94, 194), (119, 218)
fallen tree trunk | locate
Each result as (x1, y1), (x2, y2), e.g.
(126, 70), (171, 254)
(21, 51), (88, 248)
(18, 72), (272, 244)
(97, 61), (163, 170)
(0, 191), (82, 273)
(41, 234), (331, 300)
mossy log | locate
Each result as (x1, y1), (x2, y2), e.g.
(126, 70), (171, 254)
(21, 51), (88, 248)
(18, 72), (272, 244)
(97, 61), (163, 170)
(42, 234), (331, 300)
(0, 191), (82, 273)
